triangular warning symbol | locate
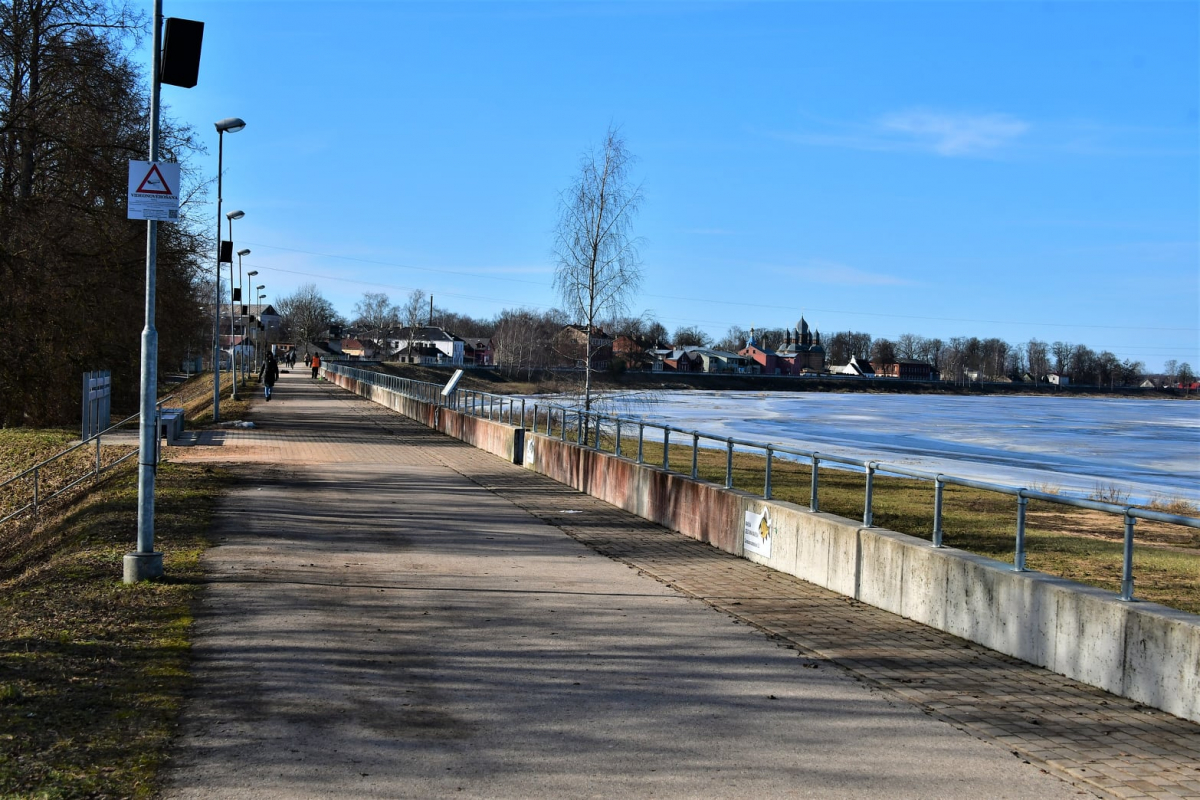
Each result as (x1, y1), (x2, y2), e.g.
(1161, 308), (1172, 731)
(135, 163), (174, 195)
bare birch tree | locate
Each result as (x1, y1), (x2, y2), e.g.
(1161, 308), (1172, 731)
(401, 289), (426, 363)
(553, 127), (644, 410)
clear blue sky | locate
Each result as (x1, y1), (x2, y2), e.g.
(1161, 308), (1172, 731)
(151, 1), (1198, 371)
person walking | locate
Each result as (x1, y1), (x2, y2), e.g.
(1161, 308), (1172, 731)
(311, 353), (321, 379)
(259, 351), (280, 401)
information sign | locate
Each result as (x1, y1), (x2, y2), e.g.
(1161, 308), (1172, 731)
(127, 160), (181, 221)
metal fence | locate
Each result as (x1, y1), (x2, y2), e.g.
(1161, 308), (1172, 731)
(0, 398), (176, 527)
(325, 362), (1200, 601)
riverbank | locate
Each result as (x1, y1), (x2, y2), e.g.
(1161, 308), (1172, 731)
(367, 363), (1191, 399)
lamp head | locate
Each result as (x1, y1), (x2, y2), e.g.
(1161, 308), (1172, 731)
(256, 284), (265, 290)
(247, 270), (258, 277)
(226, 209), (245, 221)
(215, 117), (246, 134)
(238, 248), (251, 257)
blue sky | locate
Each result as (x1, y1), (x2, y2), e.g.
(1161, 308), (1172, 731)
(151, 1), (1198, 371)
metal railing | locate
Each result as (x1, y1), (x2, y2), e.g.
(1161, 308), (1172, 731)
(0, 398), (176, 527)
(324, 363), (1200, 601)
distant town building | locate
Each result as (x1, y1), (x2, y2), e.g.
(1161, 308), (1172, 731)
(739, 318), (825, 374)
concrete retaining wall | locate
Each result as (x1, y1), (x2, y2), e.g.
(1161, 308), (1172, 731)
(324, 372), (1200, 724)
(322, 369), (523, 463)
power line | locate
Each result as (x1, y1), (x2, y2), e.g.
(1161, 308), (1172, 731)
(243, 240), (1199, 335)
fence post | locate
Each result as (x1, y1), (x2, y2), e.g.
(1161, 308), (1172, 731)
(933, 476), (945, 547)
(1121, 510), (1136, 601)
(521, 398), (526, 428)
(593, 415), (601, 450)
(725, 438), (734, 488)
(33, 467), (39, 514)
(764, 446), (773, 499)
(863, 462), (875, 527)
(663, 428), (671, 471)
(691, 432), (699, 479)
(532, 404), (539, 434)
(576, 411), (584, 444)
(561, 410), (567, 441)
(615, 419), (622, 457)
(95, 436), (102, 477)
(637, 423), (644, 464)
(1014, 491), (1028, 571)
(810, 454), (820, 512)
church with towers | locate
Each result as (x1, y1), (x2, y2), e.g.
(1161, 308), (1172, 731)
(738, 317), (826, 375)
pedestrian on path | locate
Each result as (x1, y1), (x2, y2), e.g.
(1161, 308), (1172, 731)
(311, 353), (321, 379)
(259, 352), (279, 400)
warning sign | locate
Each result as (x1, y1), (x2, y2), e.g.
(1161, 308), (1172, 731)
(128, 160), (181, 221)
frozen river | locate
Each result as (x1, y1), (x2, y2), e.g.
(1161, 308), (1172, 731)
(601, 392), (1200, 506)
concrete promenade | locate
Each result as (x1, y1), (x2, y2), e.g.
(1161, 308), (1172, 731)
(163, 369), (1200, 799)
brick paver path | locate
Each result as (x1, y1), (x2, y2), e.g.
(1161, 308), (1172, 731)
(171, 371), (1200, 799)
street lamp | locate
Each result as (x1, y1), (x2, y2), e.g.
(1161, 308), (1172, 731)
(246, 269), (258, 372)
(213, 116), (246, 422)
(225, 209), (245, 398)
(236, 247), (250, 384)
(256, 286), (266, 370)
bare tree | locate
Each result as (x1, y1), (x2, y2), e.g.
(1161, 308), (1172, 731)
(553, 126), (645, 410)
(400, 289), (427, 363)
(353, 291), (397, 332)
(1026, 339), (1050, 380)
(672, 326), (711, 348)
(1051, 341), (1073, 375)
(276, 283), (338, 346)
(870, 338), (897, 366)
(715, 325), (750, 353)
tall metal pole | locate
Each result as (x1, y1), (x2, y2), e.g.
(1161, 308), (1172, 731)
(227, 215), (238, 400)
(240, 253), (247, 383)
(125, 0), (165, 582)
(212, 130), (224, 422)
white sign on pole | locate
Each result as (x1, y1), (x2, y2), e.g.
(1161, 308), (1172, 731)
(127, 160), (180, 221)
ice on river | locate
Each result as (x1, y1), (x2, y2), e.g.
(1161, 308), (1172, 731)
(614, 392), (1200, 506)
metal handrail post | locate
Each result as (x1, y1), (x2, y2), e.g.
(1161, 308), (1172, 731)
(764, 446), (773, 499)
(810, 454), (820, 512)
(637, 423), (644, 464)
(933, 476), (945, 547)
(615, 419), (622, 457)
(561, 410), (567, 441)
(532, 403), (539, 434)
(863, 462), (875, 527)
(1014, 491), (1028, 571)
(521, 398), (526, 428)
(576, 411), (584, 444)
(33, 467), (39, 514)
(725, 438), (734, 488)
(1121, 511), (1136, 601)
(691, 432), (699, 479)
(663, 428), (670, 472)
(593, 415), (601, 450)
(95, 436), (102, 477)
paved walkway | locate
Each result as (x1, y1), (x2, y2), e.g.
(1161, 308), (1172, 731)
(163, 370), (1200, 799)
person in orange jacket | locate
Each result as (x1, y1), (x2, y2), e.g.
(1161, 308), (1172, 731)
(311, 353), (321, 379)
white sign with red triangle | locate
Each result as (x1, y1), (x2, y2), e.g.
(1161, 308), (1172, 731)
(127, 160), (181, 221)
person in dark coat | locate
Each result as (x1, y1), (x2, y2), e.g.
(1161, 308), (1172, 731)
(259, 352), (280, 400)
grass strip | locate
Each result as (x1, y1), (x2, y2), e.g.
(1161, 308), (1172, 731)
(0, 460), (233, 799)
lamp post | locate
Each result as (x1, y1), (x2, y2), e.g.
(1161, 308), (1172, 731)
(225, 209), (244, 399)
(237, 248), (250, 384)
(256, 287), (266, 370)
(246, 269), (258, 372)
(213, 117), (245, 422)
